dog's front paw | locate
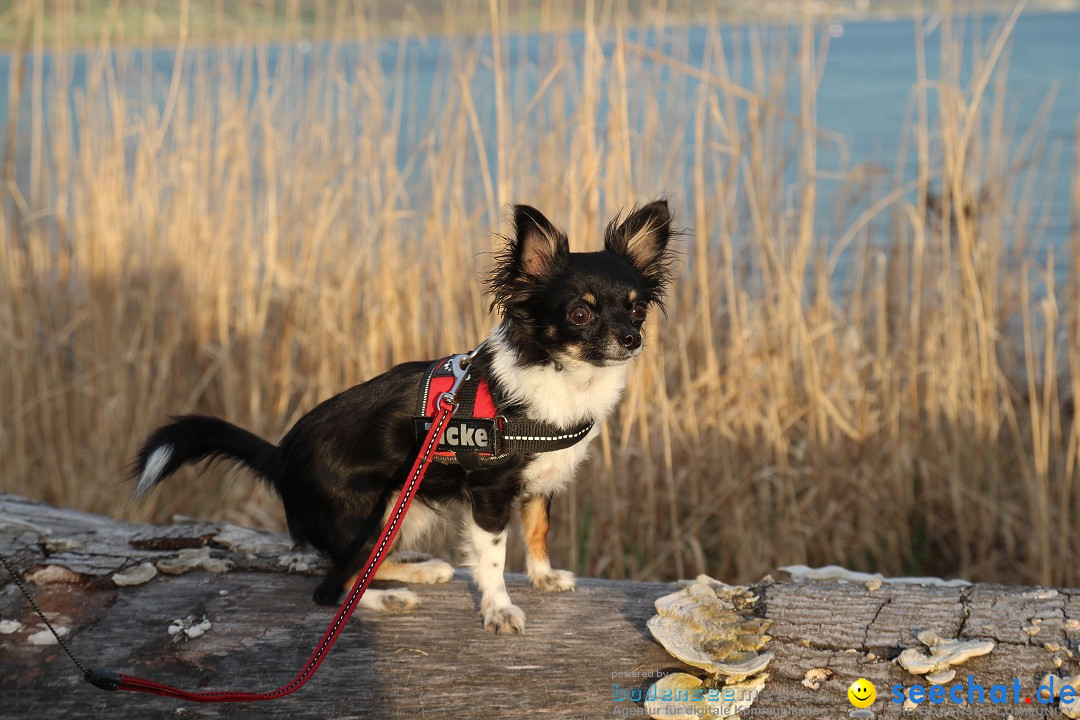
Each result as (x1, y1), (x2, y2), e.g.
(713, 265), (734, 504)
(359, 588), (421, 613)
(482, 603), (525, 635)
(530, 568), (576, 592)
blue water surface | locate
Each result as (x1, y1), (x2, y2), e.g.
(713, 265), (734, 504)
(1, 10), (1076, 261)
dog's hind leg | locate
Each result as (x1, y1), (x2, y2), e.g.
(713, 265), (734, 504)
(355, 588), (421, 612)
(320, 494), (451, 609)
(312, 490), (394, 607)
(373, 558), (454, 584)
(321, 561), (424, 612)
(369, 494), (454, 584)
(316, 560), (425, 612)
(317, 568), (421, 613)
(330, 559), (447, 614)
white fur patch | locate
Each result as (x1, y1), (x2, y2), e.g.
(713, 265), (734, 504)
(381, 494), (443, 551)
(356, 588), (420, 613)
(463, 518), (524, 633)
(520, 430), (598, 496)
(136, 445), (172, 496)
(488, 325), (629, 427)
(487, 325), (625, 496)
(462, 520), (509, 602)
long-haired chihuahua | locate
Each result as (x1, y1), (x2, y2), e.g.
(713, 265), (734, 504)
(133, 200), (676, 634)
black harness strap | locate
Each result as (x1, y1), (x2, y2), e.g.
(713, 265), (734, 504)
(499, 419), (594, 455)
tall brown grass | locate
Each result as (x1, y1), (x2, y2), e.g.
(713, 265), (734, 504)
(2, 0), (1077, 587)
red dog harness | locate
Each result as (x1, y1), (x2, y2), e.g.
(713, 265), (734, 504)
(414, 355), (595, 467)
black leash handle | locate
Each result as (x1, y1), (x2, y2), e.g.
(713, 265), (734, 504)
(0, 550), (91, 678)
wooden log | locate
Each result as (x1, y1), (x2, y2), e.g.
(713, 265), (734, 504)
(2, 492), (1078, 719)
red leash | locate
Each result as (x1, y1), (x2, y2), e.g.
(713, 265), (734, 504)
(73, 353), (474, 702)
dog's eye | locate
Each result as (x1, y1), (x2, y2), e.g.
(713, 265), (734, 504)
(568, 306), (592, 325)
(630, 302), (647, 322)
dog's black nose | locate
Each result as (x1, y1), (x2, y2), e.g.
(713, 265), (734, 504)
(621, 331), (641, 351)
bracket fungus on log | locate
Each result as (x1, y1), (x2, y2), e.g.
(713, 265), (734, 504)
(1038, 673), (1080, 718)
(896, 630), (995, 685)
(644, 575), (773, 719)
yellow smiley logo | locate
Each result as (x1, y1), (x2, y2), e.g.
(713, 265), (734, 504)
(848, 678), (876, 708)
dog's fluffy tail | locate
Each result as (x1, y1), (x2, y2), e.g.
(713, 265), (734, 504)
(133, 415), (279, 497)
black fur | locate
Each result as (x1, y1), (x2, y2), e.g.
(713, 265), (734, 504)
(132, 201), (677, 616)
(602, 200), (677, 307)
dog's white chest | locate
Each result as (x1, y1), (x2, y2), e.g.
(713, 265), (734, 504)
(492, 345), (629, 427)
(521, 426), (600, 496)
(490, 334), (628, 497)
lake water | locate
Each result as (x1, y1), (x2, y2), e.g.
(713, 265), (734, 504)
(1, 10), (1077, 264)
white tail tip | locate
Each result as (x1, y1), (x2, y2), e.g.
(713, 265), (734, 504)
(136, 445), (173, 496)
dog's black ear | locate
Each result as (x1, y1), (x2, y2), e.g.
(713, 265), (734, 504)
(485, 205), (569, 313)
(512, 204), (569, 278)
(604, 200), (675, 299)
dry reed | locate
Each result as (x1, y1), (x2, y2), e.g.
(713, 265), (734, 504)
(1, 0), (1077, 586)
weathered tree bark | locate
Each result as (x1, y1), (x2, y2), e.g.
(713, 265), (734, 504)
(2, 492), (1077, 719)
